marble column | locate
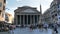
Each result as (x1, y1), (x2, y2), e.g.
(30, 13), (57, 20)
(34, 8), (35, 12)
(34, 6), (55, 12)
(16, 15), (17, 25)
(31, 15), (33, 24)
(23, 15), (24, 25)
(27, 15), (28, 26)
(31, 15), (32, 25)
(33, 15), (35, 25)
(37, 15), (38, 24)
(30, 15), (32, 25)
(30, 15), (31, 25)
(20, 15), (21, 25)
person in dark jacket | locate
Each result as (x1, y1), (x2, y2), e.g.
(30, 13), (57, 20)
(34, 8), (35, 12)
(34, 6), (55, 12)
(52, 23), (58, 34)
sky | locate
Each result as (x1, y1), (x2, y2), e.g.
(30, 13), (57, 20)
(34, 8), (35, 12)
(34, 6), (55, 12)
(6, 0), (53, 16)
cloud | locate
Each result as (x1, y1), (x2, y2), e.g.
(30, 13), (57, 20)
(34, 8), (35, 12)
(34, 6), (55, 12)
(6, 1), (8, 4)
(6, 0), (53, 15)
(16, 0), (22, 2)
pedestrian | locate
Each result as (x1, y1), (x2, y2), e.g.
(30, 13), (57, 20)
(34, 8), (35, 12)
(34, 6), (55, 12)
(52, 23), (58, 34)
(38, 24), (43, 31)
(43, 23), (48, 30)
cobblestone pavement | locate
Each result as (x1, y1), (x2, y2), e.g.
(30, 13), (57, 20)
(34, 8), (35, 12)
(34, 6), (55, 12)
(0, 27), (60, 34)
(12, 28), (56, 34)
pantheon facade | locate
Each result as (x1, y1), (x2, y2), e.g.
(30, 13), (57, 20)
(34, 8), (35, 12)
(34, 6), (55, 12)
(14, 6), (41, 26)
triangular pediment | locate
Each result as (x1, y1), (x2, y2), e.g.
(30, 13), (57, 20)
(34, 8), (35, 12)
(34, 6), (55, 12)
(14, 6), (40, 14)
(21, 9), (38, 13)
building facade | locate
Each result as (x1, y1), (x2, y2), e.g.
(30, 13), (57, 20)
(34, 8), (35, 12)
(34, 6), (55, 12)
(43, 9), (52, 24)
(14, 6), (41, 26)
(44, 0), (60, 24)
(5, 12), (13, 24)
(50, 0), (60, 24)
(0, 0), (6, 21)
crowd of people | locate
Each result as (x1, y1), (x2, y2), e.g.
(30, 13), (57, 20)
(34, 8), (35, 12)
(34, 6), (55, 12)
(38, 23), (58, 34)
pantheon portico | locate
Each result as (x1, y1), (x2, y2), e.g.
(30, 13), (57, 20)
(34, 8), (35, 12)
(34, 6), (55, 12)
(14, 6), (41, 26)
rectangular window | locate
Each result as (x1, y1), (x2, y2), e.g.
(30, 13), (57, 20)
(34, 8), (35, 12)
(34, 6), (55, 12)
(59, 17), (60, 19)
(58, 5), (59, 8)
(58, 4), (60, 8)
(55, 14), (57, 16)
